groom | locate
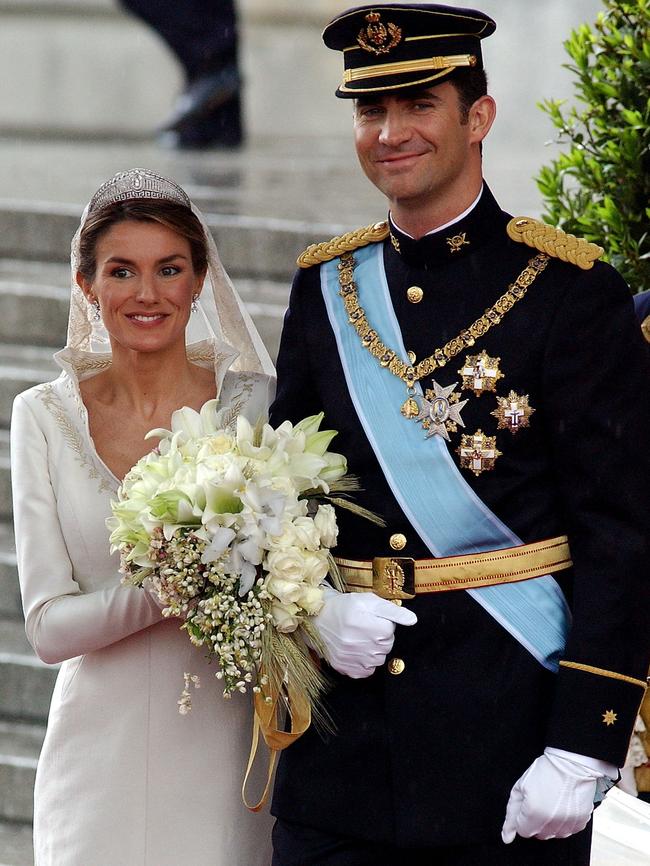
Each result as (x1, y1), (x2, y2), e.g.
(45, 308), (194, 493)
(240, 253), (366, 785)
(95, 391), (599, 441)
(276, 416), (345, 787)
(269, 4), (650, 864)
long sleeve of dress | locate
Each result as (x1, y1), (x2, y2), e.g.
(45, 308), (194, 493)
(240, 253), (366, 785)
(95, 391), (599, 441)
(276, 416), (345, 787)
(11, 393), (165, 665)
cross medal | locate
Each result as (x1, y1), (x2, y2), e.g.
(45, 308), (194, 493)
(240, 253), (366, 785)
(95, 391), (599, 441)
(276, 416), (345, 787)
(401, 380), (468, 441)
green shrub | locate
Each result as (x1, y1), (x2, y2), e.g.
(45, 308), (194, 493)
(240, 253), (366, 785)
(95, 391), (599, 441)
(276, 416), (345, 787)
(536, 0), (650, 292)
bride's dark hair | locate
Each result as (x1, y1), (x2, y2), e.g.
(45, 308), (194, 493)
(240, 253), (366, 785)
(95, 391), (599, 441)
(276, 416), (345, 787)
(77, 198), (209, 282)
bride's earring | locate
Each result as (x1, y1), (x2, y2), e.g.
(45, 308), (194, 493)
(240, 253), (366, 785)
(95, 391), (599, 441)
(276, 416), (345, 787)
(191, 294), (199, 314)
(90, 299), (101, 322)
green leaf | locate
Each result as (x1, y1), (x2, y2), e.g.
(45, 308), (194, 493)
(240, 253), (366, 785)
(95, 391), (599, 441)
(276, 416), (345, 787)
(535, 0), (650, 291)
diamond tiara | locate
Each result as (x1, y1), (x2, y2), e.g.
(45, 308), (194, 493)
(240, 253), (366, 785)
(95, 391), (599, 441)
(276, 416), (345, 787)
(88, 168), (191, 213)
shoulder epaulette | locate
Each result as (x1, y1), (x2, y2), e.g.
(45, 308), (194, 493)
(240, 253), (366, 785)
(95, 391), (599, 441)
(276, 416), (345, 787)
(297, 221), (389, 268)
(506, 217), (604, 271)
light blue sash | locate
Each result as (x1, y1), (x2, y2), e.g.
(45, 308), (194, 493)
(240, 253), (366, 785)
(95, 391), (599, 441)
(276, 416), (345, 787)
(321, 244), (570, 671)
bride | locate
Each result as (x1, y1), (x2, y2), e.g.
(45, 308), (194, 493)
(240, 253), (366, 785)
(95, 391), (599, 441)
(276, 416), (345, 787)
(10, 169), (276, 865)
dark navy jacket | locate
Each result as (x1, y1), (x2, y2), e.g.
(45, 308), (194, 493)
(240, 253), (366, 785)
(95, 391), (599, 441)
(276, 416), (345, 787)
(270, 186), (650, 847)
(634, 289), (650, 322)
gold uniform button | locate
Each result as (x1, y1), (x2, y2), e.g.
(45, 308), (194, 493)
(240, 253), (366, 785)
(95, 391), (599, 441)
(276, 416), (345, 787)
(388, 658), (405, 675)
(389, 533), (407, 551)
(407, 350), (417, 364)
(407, 286), (424, 304)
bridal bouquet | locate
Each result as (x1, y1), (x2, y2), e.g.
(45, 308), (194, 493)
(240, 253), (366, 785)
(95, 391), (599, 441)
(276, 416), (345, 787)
(107, 402), (371, 723)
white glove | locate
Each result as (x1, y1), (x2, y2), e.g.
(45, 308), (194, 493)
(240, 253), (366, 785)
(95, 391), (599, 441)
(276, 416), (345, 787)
(312, 585), (417, 679)
(501, 747), (618, 843)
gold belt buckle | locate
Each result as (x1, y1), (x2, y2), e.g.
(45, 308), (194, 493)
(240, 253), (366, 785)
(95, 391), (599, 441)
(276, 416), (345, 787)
(372, 557), (416, 601)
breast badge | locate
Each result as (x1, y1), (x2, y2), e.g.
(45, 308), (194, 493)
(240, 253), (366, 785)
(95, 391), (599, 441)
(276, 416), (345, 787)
(459, 351), (504, 396)
(456, 430), (502, 476)
(415, 380), (467, 441)
(491, 391), (535, 435)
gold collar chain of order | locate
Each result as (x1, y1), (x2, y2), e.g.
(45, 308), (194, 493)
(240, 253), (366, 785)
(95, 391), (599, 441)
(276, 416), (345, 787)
(336, 250), (550, 417)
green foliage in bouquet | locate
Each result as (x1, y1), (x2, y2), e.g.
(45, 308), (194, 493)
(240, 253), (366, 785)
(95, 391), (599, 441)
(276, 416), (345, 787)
(535, 0), (650, 291)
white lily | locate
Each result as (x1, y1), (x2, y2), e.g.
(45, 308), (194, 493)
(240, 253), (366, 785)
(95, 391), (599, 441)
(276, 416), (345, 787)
(200, 527), (237, 564)
(240, 480), (287, 537)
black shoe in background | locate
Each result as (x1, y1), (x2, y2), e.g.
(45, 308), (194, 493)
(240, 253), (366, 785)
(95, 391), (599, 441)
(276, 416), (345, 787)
(159, 93), (244, 150)
(160, 62), (241, 134)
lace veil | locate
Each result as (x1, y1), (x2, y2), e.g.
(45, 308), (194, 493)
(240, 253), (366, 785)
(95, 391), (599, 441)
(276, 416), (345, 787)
(66, 168), (275, 378)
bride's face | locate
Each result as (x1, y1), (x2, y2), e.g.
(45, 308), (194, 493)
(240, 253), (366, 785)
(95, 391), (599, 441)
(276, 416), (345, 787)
(79, 219), (203, 356)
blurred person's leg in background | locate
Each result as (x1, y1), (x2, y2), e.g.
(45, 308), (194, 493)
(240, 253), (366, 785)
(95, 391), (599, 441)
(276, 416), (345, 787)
(121, 0), (243, 148)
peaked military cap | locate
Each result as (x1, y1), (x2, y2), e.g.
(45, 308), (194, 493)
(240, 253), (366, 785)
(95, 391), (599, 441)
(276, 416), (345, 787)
(323, 3), (496, 97)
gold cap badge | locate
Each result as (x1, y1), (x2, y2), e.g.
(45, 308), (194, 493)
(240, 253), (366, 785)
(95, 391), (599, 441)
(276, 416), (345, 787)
(357, 12), (402, 56)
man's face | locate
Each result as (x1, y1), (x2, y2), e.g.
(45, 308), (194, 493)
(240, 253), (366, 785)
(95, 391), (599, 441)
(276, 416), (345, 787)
(353, 82), (478, 211)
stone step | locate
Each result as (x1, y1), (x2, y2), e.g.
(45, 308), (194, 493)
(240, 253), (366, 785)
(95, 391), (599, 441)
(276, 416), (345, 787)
(0, 821), (33, 866)
(0, 257), (290, 357)
(0, 262), (69, 349)
(0, 344), (59, 432)
(0, 721), (42, 824)
(0, 199), (343, 280)
(0, 619), (57, 724)
(0, 522), (19, 621)
(0, 432), (11, 522)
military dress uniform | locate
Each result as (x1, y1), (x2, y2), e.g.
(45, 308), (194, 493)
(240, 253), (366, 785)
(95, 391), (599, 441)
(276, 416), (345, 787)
(269, 184), (650, 858)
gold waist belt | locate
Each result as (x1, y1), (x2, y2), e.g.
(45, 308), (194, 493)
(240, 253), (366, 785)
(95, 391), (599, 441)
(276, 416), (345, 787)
(335, 535), (572, 601)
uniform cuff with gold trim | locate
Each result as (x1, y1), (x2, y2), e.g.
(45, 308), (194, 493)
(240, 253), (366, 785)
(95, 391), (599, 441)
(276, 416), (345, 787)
(546, 661), (647, 767)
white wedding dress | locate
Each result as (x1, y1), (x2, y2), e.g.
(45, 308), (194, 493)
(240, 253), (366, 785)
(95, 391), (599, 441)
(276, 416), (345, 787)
(11, 343), (275, 866)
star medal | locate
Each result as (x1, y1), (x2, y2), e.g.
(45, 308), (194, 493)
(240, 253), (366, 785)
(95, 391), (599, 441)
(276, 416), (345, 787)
(414, 380), (468, 441)
(456, 430), (502, 476)
(491, 391), (535, 434)
(458, 350), (504, 396)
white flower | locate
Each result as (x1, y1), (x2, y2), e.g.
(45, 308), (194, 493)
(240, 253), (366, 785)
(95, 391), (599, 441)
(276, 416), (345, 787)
(197, 431), (234, 458)
(240, 481), (287, 536)
(147, 400), (219, 444)
(268, 516), (321, 552)
(266, 576), (304, 605)
(235, 415), (273, 461)
(319, 451), (348, 485)
(200, 527), (236, 564)
(201, 463), (246, 531)
(295, 584), (325, 616)
(301, 551), (330, 587)
(313, 504), (338, 548)
(271, 602), (302, 633)
(266, 547), (307, 583)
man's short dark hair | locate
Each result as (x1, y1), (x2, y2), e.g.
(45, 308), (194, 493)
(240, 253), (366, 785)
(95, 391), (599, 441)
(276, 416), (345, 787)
(451, 67), (489, 123)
